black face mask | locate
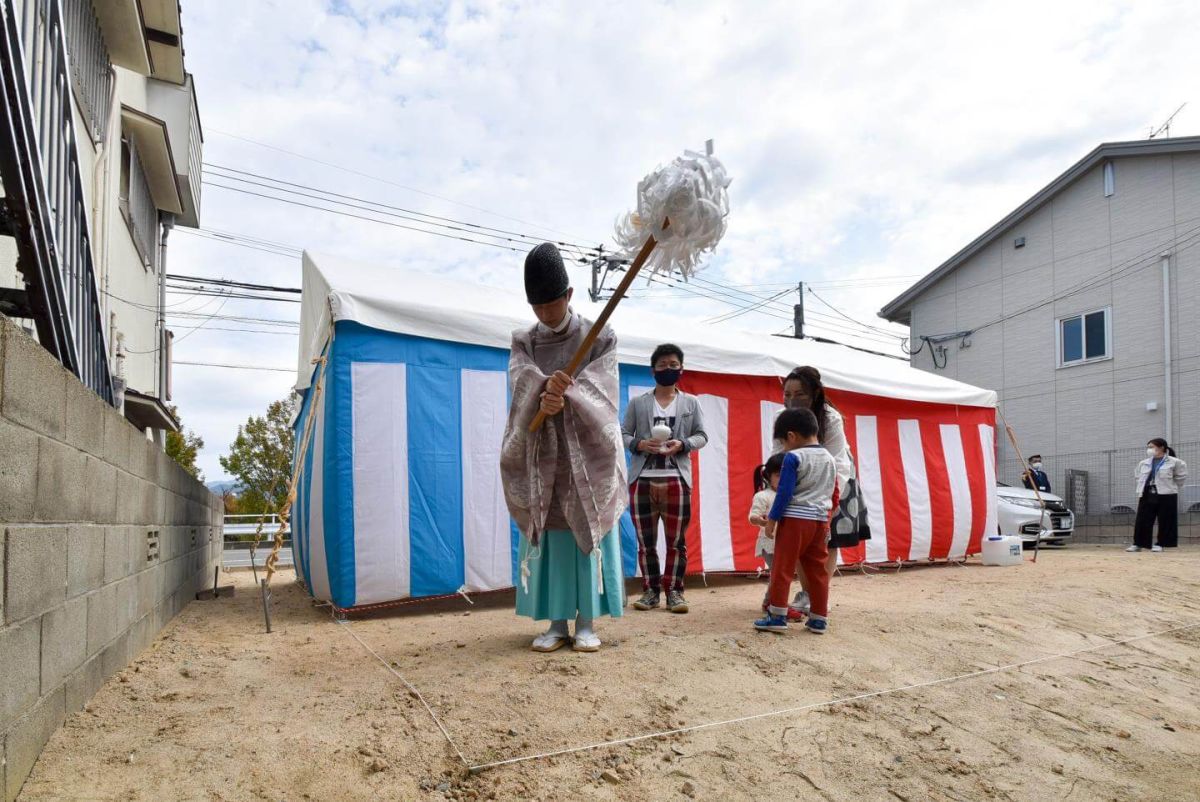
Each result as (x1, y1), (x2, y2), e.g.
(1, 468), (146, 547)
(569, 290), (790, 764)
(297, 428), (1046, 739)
(785, 397), (809, 410)
(654, 368), (682, 387)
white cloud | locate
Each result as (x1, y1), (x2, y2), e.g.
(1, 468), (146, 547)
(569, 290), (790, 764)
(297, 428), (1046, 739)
(171, 0), (1200, 480)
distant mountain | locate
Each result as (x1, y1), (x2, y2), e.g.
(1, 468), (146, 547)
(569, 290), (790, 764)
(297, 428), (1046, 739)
(206, 479), (241, 494)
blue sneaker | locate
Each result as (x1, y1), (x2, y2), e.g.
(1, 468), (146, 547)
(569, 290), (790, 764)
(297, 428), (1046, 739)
(754, 613), (788, 633)
(805, 617), (828, 635)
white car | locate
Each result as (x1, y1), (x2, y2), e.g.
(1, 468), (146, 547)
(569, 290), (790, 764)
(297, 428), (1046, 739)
(996, 483), (1074, 545)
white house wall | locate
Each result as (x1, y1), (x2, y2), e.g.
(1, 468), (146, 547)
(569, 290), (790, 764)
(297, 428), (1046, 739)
(906, 152), (1200, 471)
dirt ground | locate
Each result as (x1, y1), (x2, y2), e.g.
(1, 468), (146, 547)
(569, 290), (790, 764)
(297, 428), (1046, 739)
(18, 546), (1200, 801)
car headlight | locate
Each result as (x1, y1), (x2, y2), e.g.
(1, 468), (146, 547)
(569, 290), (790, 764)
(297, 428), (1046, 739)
(1000, 496), (1045, 509)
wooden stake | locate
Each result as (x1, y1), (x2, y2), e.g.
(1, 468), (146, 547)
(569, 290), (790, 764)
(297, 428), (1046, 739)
(261, 579), (273, 633)
(528, 221), (667, 433)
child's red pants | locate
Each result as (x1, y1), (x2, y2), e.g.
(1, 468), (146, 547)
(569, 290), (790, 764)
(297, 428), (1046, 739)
(767, 518), (830, 618)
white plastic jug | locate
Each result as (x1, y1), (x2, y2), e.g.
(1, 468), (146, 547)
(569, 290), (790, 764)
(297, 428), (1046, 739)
(981, 535), (1023, 566)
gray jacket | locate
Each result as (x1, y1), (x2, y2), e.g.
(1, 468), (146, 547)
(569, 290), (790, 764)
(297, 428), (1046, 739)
(621, 391), (708, 489)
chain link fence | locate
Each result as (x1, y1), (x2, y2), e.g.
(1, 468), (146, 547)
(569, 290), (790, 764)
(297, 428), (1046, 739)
(997, 441), (1199, 517)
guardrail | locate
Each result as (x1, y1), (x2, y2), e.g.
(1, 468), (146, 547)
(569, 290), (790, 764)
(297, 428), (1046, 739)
(222, 513), (293, 570)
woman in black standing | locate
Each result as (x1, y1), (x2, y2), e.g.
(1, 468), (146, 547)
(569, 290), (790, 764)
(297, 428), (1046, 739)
(1127, 438), (1188, 553)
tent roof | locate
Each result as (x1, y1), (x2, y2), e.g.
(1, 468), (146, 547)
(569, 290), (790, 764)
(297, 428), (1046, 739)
(298, 251), (997, 408)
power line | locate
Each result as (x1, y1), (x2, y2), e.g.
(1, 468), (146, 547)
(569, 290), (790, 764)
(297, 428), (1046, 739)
(175, 228), (300, 259)
(705, 288), (794, 324)
(166, 311), (299, 327)
(167, 274), (302, 294)
(805, 286), (905, 340)
(203, 174), (578, 253)
(175, 360), (294, 372)
(168, 324), (298, 336)
(203, 182), (542, 256)
(204, 163), (605, 255)
(206, 128), (597, 245)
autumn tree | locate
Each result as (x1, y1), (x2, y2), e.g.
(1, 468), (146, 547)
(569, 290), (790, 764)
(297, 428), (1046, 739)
(165, 405), (205, 480)
(219, 395), (296, 515)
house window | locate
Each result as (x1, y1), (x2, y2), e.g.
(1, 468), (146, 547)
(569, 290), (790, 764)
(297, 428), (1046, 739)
(1058, 308), (1111, 366)
(119, 138), (159, 271)
(1103, 162), (1115, 197)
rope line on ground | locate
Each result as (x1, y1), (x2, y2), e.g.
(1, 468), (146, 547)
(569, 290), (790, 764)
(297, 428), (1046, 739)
(464, 621), (1200, 773)
(331, 611), (471, 767)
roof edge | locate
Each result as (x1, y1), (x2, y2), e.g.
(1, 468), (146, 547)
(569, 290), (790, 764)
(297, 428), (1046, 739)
(878, 135), (1200, 323)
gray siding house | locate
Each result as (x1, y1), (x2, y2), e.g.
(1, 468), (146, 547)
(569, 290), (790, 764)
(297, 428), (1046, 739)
(880, 137), (1200, 517)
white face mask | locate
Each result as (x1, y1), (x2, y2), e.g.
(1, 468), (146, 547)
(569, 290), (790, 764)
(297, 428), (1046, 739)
(1031, 462), (1043, 471)
(1147, 447), (1158, 458)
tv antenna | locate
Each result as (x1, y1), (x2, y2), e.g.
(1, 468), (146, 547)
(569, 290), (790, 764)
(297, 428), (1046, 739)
(1149, 103), (1187, 139)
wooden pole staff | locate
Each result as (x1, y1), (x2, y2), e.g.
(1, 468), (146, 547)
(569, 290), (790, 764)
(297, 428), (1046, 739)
(999, 410), (1045, 564)
(528, 219), (669, 433)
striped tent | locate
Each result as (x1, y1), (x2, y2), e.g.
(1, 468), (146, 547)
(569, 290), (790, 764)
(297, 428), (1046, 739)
(292, 253), (998, 611)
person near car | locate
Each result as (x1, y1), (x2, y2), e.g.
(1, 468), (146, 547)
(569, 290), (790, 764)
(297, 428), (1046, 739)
(622, 344), (708, 614)
(778, 366), (867, 617)
(1127, 438), (1188, 553)
(1022, 455), (1051, 493)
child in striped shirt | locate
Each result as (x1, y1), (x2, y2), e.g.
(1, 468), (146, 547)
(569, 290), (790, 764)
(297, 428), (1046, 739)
(754, 407), (838, 635)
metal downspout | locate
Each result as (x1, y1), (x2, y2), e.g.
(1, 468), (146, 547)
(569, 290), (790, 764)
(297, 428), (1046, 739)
(1160, 252), (1172, 444)
(158, 214), (175, 401)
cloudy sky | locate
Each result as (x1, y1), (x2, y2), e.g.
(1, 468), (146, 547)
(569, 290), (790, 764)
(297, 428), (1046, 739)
(170, 0), (1200, 482)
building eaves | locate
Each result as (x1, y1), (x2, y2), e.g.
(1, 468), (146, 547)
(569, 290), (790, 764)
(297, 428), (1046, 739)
(878, 136), (1200, 325)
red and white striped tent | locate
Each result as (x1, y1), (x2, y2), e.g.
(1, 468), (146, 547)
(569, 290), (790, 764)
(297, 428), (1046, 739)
(295, 255), (999, 608)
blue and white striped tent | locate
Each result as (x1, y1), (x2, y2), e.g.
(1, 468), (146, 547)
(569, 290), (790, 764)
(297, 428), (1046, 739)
(291, 253), (994, 611)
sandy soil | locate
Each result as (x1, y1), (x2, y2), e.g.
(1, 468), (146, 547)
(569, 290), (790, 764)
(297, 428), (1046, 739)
(18, 546), (1200, 801)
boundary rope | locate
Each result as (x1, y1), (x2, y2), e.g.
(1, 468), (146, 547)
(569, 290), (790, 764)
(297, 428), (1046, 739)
(464, 621), (1199, 773)
(331, 611), (472, 768)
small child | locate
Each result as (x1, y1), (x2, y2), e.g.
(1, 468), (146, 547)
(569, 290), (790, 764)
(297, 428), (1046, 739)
(754, 407), (838, 635)
(750, 453), (786, 572)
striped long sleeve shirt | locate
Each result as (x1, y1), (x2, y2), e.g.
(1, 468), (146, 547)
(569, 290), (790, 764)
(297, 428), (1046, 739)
(768, 445), (838, 522)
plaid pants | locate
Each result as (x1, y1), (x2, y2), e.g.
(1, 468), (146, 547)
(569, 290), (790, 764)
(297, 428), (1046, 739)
(630, 476), (692, 592)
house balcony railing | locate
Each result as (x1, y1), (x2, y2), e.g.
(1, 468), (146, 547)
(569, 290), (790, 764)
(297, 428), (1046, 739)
(62, 0), (112, 142)
(0, 0), (113, 403)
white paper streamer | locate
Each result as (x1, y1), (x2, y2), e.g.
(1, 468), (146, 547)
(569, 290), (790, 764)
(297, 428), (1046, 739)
(614, 146), (732, 279)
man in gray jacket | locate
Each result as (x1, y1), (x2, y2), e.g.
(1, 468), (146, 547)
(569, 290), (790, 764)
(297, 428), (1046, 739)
(621, 344), (708, 613)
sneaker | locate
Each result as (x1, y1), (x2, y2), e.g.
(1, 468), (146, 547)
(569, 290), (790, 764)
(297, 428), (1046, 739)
(1125, 545), (1143, 553)
(792, 591), (811, 613)
(805, 617), (828, 635)
(667, 590), (689, 614)
(754, 613), (788, 633)
(632, 590), (660, 610)
(1151, 545), (1164, 553)
(786, 607), (806, 622)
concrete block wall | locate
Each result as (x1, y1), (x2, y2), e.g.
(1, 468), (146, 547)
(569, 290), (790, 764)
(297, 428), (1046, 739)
(0, 315), (223, 800)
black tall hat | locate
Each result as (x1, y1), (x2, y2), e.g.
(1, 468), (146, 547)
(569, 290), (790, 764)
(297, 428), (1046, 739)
(524, 242), (570, 304)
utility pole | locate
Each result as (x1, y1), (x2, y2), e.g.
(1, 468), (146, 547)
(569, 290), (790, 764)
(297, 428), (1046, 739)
(793, 281), (805, 339)
(589, 246), (606, 303)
